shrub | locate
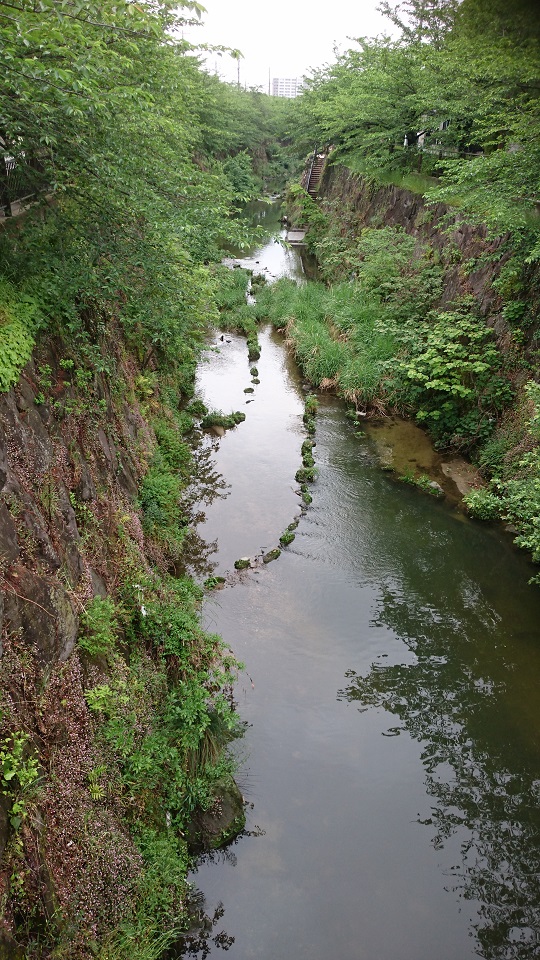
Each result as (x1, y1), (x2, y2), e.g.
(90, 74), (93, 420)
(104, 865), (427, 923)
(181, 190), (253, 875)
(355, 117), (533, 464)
(153, 420), (192, 476)
(139, 467), (183, 532)
(79, 596), (119, 657)
(403, 304), (512, 448)
(463, 488), (501, 521)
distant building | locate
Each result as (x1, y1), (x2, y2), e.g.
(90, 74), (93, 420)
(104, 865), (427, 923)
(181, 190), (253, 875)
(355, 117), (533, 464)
(271, 77), (303, 99)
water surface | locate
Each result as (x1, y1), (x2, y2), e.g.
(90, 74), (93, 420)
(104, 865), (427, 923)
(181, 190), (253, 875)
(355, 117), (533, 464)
(184, 221), (540, 960)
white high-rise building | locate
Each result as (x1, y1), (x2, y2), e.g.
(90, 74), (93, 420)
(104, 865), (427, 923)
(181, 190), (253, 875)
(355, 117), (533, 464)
(271, 77), (303, 99)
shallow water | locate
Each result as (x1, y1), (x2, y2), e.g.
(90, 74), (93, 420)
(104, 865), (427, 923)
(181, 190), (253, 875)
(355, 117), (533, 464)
(183, 222), (540, 960)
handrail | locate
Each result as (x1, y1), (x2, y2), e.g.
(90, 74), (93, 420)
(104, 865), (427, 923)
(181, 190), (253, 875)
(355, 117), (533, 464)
(1, 149), (48, 218)
(308, 145), (317, 187)
(305, 146), (318, 192)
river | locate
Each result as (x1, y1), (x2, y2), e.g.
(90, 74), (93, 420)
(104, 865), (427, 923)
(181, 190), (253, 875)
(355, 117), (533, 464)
(183, 203), (540, 960)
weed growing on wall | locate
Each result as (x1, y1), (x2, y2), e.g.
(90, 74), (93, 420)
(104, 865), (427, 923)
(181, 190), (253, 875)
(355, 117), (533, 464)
(0, 281), (42, 392)
(0, 733), (39, 831)
(402, 302), (514, 448)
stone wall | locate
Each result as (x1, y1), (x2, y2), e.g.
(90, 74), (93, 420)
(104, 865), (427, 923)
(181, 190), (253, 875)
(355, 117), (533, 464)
(0, 330), (155, 947)
(317, 164), (526, 346)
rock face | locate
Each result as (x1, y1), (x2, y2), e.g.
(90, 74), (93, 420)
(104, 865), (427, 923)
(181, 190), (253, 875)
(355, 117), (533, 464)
(0, 329), (250, 954)
(318, 165), (518, 333)
(0, 335), (156, 943)
(0, 345), (150, 670)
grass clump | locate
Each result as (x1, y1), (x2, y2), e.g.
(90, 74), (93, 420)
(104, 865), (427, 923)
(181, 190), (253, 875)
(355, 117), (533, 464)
(201, 410), (246, 429)
(213, 267), (262, 361)
(213, 265), (251, 314)
(185, 398), (208, 419)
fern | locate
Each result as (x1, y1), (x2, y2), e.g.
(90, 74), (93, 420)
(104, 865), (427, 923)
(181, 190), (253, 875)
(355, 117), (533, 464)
(0, 280), (41, 393)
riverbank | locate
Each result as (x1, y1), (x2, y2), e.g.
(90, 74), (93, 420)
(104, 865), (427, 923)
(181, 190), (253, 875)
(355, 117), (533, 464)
(0, 310), (247, 958)
(245, 173), (540, 579)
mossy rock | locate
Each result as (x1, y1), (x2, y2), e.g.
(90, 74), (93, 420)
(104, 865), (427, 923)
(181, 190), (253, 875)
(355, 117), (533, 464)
(244, 387), (254, 394)
(279, 530), (295, 547)
(204, 576), (226, 590)
(186, 778), (246, 853)
(296, 467), (316, 484)
(263, 548), (281, 563)
(304, 394), (319, 416)
(234, 557), (250, 570)
(250, 367), (259, 377)
(201, 410), (246, 430)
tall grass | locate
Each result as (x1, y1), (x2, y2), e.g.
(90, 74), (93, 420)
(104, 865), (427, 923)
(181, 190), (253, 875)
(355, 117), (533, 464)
(213, 265), (250, 313)
(254, 277), (398, 401)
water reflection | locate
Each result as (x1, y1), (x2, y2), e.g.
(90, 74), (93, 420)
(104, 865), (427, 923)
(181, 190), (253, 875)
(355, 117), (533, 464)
(166, 896), (234, 959)
(180, 438), (230, 579)
(224, 199), (306, 283)
(340, 584), (540, 959)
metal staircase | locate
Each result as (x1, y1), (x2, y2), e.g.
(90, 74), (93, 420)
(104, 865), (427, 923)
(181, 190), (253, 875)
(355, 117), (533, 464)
(306, 152), (325, 198)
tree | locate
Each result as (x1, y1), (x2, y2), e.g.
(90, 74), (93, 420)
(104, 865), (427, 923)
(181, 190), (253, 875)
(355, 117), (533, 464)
(378, 0), (460, 48)
(0, 0), (253, 371)
(291, 0), (540, 237)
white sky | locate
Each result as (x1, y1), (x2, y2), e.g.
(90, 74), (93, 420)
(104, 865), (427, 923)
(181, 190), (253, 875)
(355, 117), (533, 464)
(184, 1), (395, 90)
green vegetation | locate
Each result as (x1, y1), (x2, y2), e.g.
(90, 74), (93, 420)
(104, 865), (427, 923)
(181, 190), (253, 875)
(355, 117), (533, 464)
(279, 530), (295, 547)
(0, 1), (295, 393)
(0, 733), (39, 831)
(251, 207), (538, 573)
(0, 281), (42, 392)
(213, 266), (263, 360)
(293, 0), (540, 239)
(1, 0), (540, 953)
(78, 596), (120, 658)
(201, 410), (246, 430)
(138, 413), (195, 558)
(77, 571), (243, 955)
(275, 0), (540, 574)
(463, 487), (501, 521)
(400, 470), (444, 498)
(0, 2), (298, 954)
